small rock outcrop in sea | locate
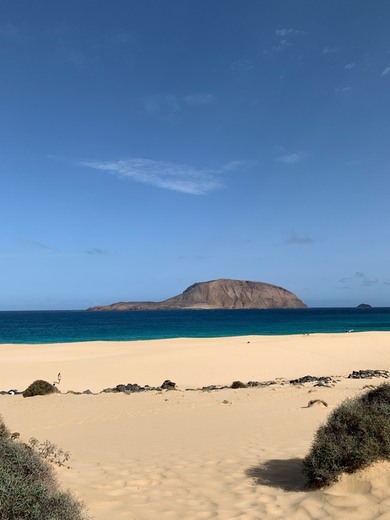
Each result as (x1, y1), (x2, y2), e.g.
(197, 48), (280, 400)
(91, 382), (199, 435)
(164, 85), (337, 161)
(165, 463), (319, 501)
(87, 278), (307, 311)
(357, 303), (372, 308)
(348, 369), (390, 379)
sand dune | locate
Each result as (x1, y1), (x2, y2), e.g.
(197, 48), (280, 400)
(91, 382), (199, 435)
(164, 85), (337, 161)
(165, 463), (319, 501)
(1, 332), (390, 519)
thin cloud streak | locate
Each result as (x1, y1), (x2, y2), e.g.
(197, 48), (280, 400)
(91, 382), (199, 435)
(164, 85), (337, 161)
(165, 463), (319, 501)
(143, 93), (215, 118)
(381, 66), (390, 77)
(323, 46), (339, 54)
(80, 158), (235, 195)
(275, 151), (309, 164)
(86, 248), (108, 256)
(183, 93), (215, 106)
(24, 240), (58, 252)
(284, 232), (315, 245)
(339, 271), (379, 287)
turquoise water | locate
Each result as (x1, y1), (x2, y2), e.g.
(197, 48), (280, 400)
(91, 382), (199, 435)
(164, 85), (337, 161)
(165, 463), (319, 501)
(1, 308), (390, 344)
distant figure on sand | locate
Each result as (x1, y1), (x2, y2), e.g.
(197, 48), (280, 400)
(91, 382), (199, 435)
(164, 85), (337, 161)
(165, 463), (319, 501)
(53, 373), (61, 386)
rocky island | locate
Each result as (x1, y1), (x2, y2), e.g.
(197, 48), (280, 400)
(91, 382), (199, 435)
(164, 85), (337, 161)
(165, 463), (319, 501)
(88, 278), (307, 311)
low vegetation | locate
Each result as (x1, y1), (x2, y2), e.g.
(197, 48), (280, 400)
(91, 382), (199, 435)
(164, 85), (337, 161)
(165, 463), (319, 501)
(0, 415), (89, 519)
(302, 383), (390, 489)
(22, 380), (59, 398)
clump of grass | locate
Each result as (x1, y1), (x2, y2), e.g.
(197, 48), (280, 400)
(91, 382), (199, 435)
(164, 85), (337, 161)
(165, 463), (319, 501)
(302, 383), (390, 489)
(22, 380), (59, 398)
(29, 438), (70, 468)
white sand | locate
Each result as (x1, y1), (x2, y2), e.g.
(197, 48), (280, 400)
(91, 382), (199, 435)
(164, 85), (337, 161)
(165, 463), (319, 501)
(1, 332), (390, 519)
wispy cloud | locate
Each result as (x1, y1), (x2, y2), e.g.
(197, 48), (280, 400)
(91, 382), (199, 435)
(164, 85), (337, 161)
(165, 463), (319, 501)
(110, 31), (135, 45)
(381, 66), (390, 77)
(322, 46), (339, 55)
(183, 93), (215, 106)
(334, 86), (352, 93)
(57, 40), (99, 68)
(80, 158), (238, 195)
(275, 28), (304, 37)
(24, 240), (57, 252)
(363, 277), (379, 287)
(143, 93), (215, 118)
(344, 62), (355, 70)
(230, 59), (254, 73)
(284, 232), (315, 245)
(143, 95), (180, 119)
(275, 151), (309, 164)
(86, 248), (108, 256)
(222, 159), (255, 171)
(0, 23), (23, 44)
(263, 27), (303, 56)
(264, 39), (291, 55)
(339, 271), (379, 287)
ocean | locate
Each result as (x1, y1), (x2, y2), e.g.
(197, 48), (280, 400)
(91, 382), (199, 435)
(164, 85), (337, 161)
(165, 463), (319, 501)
(1, 308), (390, 344)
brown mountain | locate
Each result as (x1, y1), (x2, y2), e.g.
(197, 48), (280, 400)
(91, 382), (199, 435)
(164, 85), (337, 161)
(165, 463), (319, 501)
(88, 279), (307, 311)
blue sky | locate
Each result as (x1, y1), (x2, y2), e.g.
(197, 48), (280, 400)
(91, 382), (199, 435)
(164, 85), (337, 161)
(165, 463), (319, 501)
(1, 0), (390, 310)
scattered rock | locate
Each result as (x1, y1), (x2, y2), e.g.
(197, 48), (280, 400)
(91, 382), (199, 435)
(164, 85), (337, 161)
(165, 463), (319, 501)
(348, 370), (390, 379)
(115, 384), (128, 393)
(82, 389), (93, 395)
(307, 399), (328, 408)
(290, 375), (335, 385)
(247, 380), (277, 387)
(161, 380), (176, 390)
(126, 383), (145, 392)
(231, 381), (247, 389)
(201, 385), (228, 392)
(314, 380), (333, 388)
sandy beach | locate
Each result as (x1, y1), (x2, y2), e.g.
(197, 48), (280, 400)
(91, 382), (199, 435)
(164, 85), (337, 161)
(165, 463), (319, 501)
(1, 332), (390, 519)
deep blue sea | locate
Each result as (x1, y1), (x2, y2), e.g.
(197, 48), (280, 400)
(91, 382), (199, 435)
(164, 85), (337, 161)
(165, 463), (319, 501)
(1, 308), (390, 344)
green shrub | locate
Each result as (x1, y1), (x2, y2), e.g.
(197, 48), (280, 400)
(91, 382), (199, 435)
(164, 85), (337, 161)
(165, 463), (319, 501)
(0, 416), (10, 440)
(302, 383), (390, 489)
(0, 427), (89, 519)
(22, 380), (59, 398)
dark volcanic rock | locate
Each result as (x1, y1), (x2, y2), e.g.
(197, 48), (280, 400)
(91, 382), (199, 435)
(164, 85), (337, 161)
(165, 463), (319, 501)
(357, 303), (372, 308)
(289, 375), (335, 385)
(115, 384), (128, 393)
(126, 383), (145, 392)
(348, 369), (390, 379)
(201, 385), (228, 391)
(247, 380), (277, 387)
(231, 381), (248, 389)
(88, 279), (307, 311)
(161, 379), (176, 390)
